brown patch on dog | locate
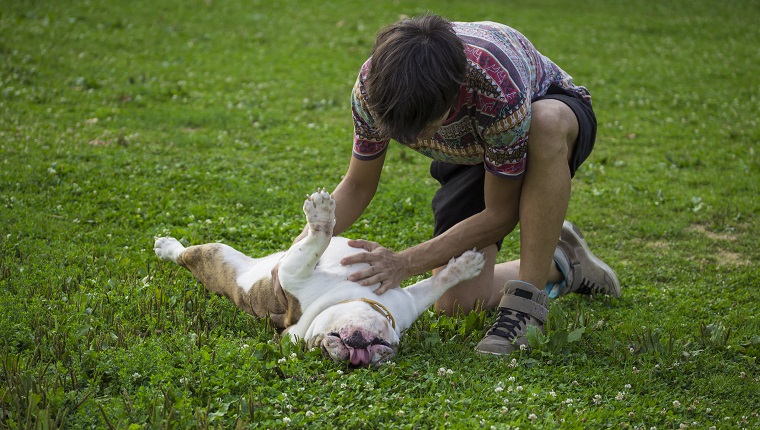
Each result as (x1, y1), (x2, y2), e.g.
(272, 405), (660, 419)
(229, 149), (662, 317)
(177, 244), (302, 329)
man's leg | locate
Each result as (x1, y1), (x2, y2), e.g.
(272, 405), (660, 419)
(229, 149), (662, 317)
(434, 100), (575, 316)
(476, 99), (578, 355)
(434, 244), (498, 316)
(517, 99), (578, 287)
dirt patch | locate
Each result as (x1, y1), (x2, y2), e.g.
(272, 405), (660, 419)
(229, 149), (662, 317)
(686, 224), (750, 266)
(686, 224), (738, 241)
(716, 248), (750, 266)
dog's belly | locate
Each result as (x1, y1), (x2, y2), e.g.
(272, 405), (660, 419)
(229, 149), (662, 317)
(236, 237), (371, 294)
(314, 237), (370, 276)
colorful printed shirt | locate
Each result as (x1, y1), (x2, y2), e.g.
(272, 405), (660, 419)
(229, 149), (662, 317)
(351, 21), (591, 177)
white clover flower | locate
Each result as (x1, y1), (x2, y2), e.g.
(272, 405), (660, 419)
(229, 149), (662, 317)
(528, 413), (537, 420)
(508, 376), (516, 382)
(305, 410), (314, 417)
(278, 357), (287, 364)
(625, 384), (632, 389)
(290, 352), (297, 358)
(616, 392), (625, 401)
(508, 358), (518, 368)
(549, 391), (556, 397)
(495, 386), (504, 393)
(282, 417), (291, 424)
(336, 370), (343, 375)
(593, 394), (602, 405)
(673, 400), (681, 408)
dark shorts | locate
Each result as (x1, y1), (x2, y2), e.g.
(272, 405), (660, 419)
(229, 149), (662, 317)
(430, 84), (597, 249)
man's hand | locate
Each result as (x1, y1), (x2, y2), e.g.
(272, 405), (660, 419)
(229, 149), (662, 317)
(340, 239), (409, 295)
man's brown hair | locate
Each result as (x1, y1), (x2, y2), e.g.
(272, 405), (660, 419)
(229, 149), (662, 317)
(366, 14), (467, 144)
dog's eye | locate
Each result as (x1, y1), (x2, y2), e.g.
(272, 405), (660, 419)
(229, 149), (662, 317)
(371, 338), (391, 347)
(327, 332), (340, 338)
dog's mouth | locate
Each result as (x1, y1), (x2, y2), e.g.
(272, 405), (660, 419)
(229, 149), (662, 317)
(326, 332), (393, 366)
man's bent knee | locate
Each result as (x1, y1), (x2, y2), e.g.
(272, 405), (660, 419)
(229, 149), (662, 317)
(529, 99), (579, 159)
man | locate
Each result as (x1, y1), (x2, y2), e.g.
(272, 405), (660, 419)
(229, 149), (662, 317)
(283, 14), (620, 355)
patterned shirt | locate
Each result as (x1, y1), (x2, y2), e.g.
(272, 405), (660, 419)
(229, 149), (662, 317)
(352, 21), (591, 177)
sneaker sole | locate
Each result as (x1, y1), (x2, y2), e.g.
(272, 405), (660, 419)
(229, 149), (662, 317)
(562, 221), (622, 298)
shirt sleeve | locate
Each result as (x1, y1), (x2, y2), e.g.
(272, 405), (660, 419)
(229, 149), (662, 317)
(351, 73), (389, 160)
(482, 96), (531, 177)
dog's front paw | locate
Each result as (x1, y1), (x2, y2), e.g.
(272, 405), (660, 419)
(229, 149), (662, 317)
(303, 188), (335, 226)
(437, 249), (486, 286)
(154, 237), (185, 263)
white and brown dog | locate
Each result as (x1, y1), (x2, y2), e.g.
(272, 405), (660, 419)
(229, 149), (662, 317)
(154, 190), (484, 366)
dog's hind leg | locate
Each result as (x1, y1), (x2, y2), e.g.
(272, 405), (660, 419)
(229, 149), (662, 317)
(277, 189), (335, 293)
(154, 237), (294, 328)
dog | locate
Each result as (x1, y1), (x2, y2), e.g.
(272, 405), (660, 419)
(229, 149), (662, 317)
(154, 189), (485, 366)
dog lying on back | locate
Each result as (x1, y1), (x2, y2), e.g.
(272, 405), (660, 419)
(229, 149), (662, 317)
(154, 190), (484, 366)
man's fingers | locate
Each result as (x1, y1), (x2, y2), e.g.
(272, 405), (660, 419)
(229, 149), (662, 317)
(373, 283), (392, 295)
(347, 266), (376, 282)
(341, 250), (374, 266)
(346, 239), (379, 251)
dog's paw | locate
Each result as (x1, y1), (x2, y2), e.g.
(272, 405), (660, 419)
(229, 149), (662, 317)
(154, 237), (185, 262)
(303, 188), (335, 226)
(437, 249), (486, 286)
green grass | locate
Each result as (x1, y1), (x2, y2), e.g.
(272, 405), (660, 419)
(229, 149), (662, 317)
(1, 0), (759, 428)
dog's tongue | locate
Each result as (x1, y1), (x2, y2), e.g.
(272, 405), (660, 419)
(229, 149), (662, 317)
(349, 348), (370, 366)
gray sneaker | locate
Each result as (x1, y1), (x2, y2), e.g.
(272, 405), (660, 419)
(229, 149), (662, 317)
(554, 221), (621, 298)
(475, 281), (549, 356)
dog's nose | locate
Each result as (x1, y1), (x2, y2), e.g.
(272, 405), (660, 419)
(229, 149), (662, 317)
(343, 330), (370, 349)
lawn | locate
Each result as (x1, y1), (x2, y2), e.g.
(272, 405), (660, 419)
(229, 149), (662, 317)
(1, 0), (758, 428)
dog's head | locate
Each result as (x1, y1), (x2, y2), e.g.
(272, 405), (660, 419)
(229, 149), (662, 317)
(307, 300), (400, 367)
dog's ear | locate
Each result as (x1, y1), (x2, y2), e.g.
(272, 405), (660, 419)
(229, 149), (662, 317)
(307, 334), (328, 356)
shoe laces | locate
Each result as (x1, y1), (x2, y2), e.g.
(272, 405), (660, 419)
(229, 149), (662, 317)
(487, 308), (529, 340)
